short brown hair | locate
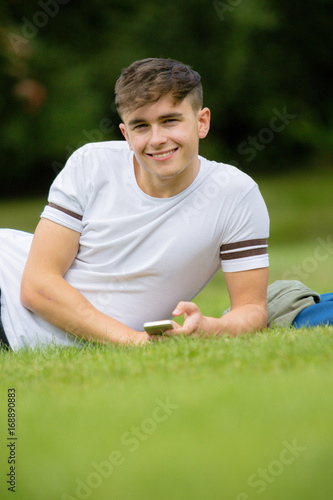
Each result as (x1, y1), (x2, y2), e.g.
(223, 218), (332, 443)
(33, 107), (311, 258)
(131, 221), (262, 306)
(115, 58), (203, 117)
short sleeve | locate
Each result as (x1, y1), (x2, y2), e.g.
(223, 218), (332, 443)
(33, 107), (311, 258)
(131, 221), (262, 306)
(40, 148), (87, 233)
(220, 185), (270, 272)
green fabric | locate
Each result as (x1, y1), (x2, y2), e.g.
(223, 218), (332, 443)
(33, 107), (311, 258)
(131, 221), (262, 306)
(266, 280), (320, 327)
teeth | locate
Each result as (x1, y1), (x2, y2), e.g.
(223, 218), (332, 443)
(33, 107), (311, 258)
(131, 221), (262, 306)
(151, 149), (177, 158)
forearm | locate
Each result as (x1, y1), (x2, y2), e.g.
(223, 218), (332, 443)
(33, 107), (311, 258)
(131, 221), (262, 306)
(202, 304), (267, 337)
(20, 274), (148, 346)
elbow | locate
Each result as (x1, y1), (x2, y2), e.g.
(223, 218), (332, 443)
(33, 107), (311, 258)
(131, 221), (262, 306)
(20, 279), (33, 311)
(254, 304), (268, 331)
(241, 304), (267, 335)
(21, 273), (57, 316)
(20, 276), (41, 312)
(220, 304), (267, 337)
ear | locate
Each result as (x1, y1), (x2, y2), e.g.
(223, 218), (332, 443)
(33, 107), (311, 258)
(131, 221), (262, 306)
(197, 107), (210, 139)
(119, 123), (133, 149)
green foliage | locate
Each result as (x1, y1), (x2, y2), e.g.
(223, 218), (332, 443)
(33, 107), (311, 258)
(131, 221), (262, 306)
(0, 0), (332, 195)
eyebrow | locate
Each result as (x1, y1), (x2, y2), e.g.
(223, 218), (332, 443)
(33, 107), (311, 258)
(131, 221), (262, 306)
(128, 112), (184, 128)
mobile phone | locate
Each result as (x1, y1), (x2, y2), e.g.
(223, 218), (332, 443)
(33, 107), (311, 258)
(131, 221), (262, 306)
(143, 320), (173, 335)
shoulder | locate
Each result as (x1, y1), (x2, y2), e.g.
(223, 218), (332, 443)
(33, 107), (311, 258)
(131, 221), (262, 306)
(49, 140), (132, 199)
(61, 141), (131, 179)
(199, 156), (257, 199)
(72, 140), (131, 160)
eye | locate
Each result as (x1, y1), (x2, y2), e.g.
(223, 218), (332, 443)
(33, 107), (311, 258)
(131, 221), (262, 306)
(134, 123), (148, 130)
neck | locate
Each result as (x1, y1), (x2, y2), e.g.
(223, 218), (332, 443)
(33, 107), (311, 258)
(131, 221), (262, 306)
(133, 156), (200, 198)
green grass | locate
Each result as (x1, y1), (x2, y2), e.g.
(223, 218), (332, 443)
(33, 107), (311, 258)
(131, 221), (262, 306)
(259, 166), (333, 247)
(1, 332), (333, 500)
(0, 197), (46, 233)
(1, 168), (333, 500)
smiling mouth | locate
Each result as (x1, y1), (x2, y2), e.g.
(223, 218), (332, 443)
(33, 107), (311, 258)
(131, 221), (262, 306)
(147, 148), (178, 159)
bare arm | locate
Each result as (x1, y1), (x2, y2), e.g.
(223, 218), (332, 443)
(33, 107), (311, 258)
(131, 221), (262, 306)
(170, 267), (269, 337)
(20, 219), (149, 346)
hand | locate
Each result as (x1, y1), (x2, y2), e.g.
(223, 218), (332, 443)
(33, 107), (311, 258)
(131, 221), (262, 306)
(166, 301), (208, 336)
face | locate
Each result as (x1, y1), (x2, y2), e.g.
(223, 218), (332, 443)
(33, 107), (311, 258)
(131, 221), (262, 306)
(119, 93), (210, 197)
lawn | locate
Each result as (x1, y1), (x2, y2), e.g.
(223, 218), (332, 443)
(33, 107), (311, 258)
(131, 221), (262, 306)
(0, 168), (333, 500)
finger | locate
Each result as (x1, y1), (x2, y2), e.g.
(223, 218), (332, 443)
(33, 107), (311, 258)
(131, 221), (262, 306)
(164, 329), (187, 337)
(164, 325), (187, 336)
(164, 318), (192, 336)
(164, 322), (194, 337)
(172, 302), (185, 316)
(172, 301), (199, 316)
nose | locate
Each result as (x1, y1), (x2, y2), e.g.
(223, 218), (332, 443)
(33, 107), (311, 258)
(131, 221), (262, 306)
(149, 125), (168, 149)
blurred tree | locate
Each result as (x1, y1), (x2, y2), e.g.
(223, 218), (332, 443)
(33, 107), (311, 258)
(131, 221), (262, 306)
(0, 0), (332, 196)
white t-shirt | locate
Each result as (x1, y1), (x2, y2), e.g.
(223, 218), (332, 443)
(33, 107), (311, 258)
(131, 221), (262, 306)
(0, 141), (269, 350)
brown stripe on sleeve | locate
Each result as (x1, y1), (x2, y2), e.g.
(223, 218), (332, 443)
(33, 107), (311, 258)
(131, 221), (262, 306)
(221, 247), (268, 261)
(48, 203), (83, 221)
(221, 238), (267, 252)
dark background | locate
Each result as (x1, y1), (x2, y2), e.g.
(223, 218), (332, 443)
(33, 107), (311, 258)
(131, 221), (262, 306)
(1, 0), (332, 197)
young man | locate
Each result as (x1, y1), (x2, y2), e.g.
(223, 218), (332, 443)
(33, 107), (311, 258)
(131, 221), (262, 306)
(0, 57), (271, 351)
